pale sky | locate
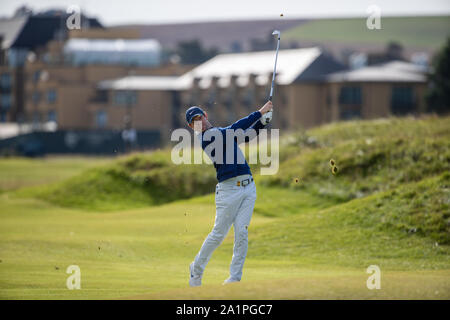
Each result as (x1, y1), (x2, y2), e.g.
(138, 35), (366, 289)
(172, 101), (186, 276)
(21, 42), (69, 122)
(1, 0), (449, 25)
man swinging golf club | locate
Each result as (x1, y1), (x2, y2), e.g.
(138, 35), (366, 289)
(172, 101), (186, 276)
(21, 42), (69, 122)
(186, 100), (273, 287)
(186, 30), (280, 287)
(186, 30), (281, 287)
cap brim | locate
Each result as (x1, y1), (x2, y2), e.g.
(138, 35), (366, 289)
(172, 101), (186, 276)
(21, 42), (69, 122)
(188, 112), (203, 124)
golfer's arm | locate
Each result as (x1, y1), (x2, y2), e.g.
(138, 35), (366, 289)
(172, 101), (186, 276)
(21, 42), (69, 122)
(243, 120), (265, 143)
(228, 111), (262, 131)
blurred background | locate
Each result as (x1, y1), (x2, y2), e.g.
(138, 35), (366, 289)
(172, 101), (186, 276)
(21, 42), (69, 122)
(0, 0), (449, 156)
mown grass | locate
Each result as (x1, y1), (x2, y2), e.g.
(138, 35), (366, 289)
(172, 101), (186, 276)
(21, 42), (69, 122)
(245, 174), (450, 271)
(0, 191), (448, 299)
(0, 156), (111, 192)
(263, 116), (450, 202)
(1, 115), (449, 299)
(16, 150), (217, 212)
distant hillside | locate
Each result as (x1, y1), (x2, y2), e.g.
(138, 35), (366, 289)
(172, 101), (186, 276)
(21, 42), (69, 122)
(283, 16), (450, 50)
(110, 16), (449, 55)
(111, 18), (308, 52)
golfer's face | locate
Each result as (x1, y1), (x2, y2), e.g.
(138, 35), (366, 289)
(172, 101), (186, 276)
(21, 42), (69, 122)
(189, 115), (205, 131)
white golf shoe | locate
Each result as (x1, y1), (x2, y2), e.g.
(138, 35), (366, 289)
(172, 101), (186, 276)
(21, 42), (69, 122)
(189, 262), (202, 287)
(223, 277), (240, 285)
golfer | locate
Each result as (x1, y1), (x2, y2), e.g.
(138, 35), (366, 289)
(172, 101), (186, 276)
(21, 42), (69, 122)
(186, 100), (273, 286)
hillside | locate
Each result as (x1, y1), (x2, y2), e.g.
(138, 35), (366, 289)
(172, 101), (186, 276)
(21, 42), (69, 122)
(22, 116), (450, 221)
(18, 150), (216, 211)
(283, 16), (450, 50)
(113, 16), (449, 56)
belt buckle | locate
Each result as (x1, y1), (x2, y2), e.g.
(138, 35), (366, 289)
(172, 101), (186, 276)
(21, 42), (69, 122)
(242, 179), (249, 186)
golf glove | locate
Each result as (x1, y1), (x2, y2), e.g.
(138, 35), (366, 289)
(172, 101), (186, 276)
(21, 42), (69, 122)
(261, 110), (273, 125)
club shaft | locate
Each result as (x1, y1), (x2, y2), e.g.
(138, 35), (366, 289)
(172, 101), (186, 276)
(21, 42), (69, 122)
(269, 37), (281, 100)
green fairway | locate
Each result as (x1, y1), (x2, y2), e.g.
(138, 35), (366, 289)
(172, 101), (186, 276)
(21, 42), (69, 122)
(1, 192), (448, 300)
(0, 116), (449, 299)
(283, 16), (450, 49)
(0, 156), (112, 192)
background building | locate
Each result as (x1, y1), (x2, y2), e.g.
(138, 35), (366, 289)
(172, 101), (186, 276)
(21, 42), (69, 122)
(0, 6), (443, 155)
(95, 48), (428, 144)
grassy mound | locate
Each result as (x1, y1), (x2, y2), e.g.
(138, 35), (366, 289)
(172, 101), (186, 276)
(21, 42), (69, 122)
(23, 150), (216, 211)
(263, 116), (450, 202)
(19, 116), (450, 214)
(246, 173), (450, 271)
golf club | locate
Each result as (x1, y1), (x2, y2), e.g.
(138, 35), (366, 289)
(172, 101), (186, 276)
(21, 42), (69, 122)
(269, 30), (281, 101)
(261, 30), (280, 125)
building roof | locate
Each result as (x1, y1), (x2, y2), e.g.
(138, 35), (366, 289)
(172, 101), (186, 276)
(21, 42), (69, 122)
(98, 54), (427, 92)
(0, 13), (103, 51)
(0, 16), (28, 49)
(64, 38), (161, 52)
(64, 38), (161, 66)
(177, 47), (325, 88)
(326, 60), (427, 83)
(98, 76), (186, 91)
(379, 60), (429, 74)
(98, 47), (345, 91)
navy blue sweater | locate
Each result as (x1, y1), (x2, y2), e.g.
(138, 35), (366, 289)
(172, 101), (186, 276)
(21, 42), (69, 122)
(200, 111), (265, 182)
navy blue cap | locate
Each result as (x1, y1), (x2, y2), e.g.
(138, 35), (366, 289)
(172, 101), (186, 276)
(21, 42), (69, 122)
(185, 106), (205, 124)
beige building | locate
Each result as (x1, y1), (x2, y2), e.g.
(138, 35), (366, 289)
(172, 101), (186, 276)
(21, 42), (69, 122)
(96, 48), (428, 144)
(1, 41), (428, 152)
(23, 61), (192, 131)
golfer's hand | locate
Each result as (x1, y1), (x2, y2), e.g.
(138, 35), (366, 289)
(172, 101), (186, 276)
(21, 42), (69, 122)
(259, 101), (273, 115)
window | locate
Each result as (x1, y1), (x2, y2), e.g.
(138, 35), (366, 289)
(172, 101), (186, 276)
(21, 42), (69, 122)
(33, 111), (41, 123)
(340, 107), (362, 120)
(32, 71), (41, 83)
(96, 110), (107, 128)
(391, 86), (414, 115)
(93, 90), (108, 103)
(339, 86), (362, 119)
(242, 88), (255, 107)
(32, 92), (41, 104)
(47, 90), (57, 104)
(114, 91), (137, 106)
(339, 86), (362, 105)
(205, 90), (217, 108)
(224, 96), (232, 109)
(48, 110), (57, 123)
(0, 111), (6, 122)
(0, 73), (11, 89)
(224, 89), (235, 109)
(0, 94), (12, 109)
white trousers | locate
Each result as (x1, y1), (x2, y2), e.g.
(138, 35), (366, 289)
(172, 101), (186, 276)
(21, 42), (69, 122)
(192, 174), (257, 281)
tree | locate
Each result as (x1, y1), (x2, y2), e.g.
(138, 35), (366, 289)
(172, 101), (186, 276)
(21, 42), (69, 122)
(426, 38), (450, 114)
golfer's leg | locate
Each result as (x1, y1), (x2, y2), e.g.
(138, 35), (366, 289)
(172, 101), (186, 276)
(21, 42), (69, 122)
(230, 184), (256, 281)
(193, 187), (241, 277)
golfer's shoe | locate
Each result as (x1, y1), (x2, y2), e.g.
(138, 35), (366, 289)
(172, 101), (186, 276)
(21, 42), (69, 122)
(223, 277), (240, 285)
(189, 262), (202, 287)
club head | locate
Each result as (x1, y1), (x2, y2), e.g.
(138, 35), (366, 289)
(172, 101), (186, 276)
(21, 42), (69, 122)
(272, 30), (281, 37)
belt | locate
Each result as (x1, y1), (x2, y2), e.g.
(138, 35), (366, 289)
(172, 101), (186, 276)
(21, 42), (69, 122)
(236, 177), (253, 187)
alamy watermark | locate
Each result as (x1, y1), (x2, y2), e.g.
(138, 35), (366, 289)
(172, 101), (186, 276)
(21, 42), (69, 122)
(366, 265), (381, 290)
(66, 265), (81, 290)
(366, 5), (381, 30)
(171, 121), (279, 175)
(66, 5), (81, 30)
